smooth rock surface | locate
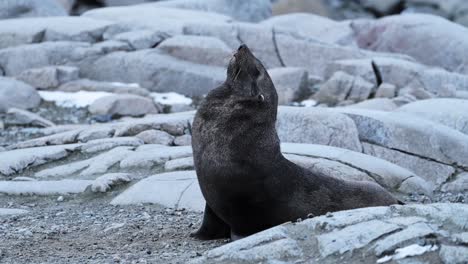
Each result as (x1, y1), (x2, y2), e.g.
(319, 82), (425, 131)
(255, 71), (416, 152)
(0, 77), (41, 112)
(4, 108), (55, 128)
(0, 0), (67, 19)
(16, 66), (79, 89)
(269, 67), (309, 105)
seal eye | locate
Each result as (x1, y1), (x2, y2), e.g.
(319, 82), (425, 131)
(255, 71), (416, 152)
(258, 94), (265, 102)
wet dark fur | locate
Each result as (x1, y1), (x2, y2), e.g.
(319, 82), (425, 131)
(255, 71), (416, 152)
(191, 45), (399, 241)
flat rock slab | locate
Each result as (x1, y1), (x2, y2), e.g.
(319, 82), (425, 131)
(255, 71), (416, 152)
(0, 180), (92, 195)
(0, 144), (80, 176)
(111, 170), (203, 212)
(191, 203), (468, 264)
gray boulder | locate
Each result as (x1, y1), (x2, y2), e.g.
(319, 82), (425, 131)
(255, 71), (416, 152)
(353, 14), (468, 74)
(16, 66), (79, 90)
(83, 5), (232, 36)
(82, 49), (225, 96)
(4, 108), (55, 128)
(0, 17), (114, 49)
(0, 41), (90, 76)
(0, 77), (41, 112)
(158, 35), (232, 67)
(396, 98), (468, 135)
(89, 94), (160, 117)
(269, 67), (309, 105)
(191, 203), (468, 264)
(0, 0), (67, 19)
(261, 13), (355, 45)
(154, 0), (272, 22)
(375, 83), (396, 98)
(315, 71), (374, 106)
(327, 57), (468, 97)
(277, 107), (362, 152)
(345, 98), (398, 111)
(135, 129), (174, 145)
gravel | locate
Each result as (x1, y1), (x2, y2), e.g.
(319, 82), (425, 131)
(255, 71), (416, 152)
(0, 194), (225, 264)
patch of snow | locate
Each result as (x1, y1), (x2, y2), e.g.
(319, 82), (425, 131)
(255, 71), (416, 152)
(12, 177), (37, 181)
(377, 244), (439, 263)
(0, 208), (29, 216)
(39, 91), (113, 108)
(111, 82), (140, 88)
(150, 92), (192, 105)
(300, 99), (318, 107)
(90, 173), (131, 193)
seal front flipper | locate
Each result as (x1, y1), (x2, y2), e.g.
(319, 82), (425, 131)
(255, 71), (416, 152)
(191, 204), (230, 240)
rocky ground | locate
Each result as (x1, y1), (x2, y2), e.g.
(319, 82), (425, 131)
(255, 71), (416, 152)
(1, 0), (468, 263)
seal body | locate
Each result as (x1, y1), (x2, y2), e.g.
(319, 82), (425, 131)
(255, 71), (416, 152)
(191, 45), (399, 240)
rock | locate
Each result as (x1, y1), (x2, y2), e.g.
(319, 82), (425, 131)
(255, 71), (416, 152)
(277, 106), (362, 152)
(91, 40), (132, 53)
(183, 21), (241, 50)
(281, 143), (431, 195)
(315, 71), (374, 106)
(439, 245), (468, 264)
(261, 13), (355, 45)
(164, 157), (194, 171)
(362, 143), (455, 190)
(58, 79), (150, 96)
(119, 145), (192, 169)
(396, 99), (468, 135)
(337, 108), (468, 169)
(375, 83), (396, 98)
(112, 30), (167, 50)
(0, 0), (67, 19)
(0, 77), (41, 112)
(345, 98), (398, 111)
(192, 203), (468, 264)
(0, 144), (80, 176)
(327, 57), (466, 98)
(136, 130), (175, 145)
(0, 180), (92, 195)
(353, 14), (468, 74)
(82, 49), (225, 96)
(441, 172), (468, 193)
(154, 0), (272, 22)
(16, 66), (79, 89)
(80, 137), (143, 154)
(83, 5), (232, 36)
(0, 41), (91, 76)
(0, 17), (114, 49)
(89, 173), (131, 192)
(158, 35), (232, 67)
(89, 94), (160, 117)
(110, 170), (204, 212)
(269, 67), (309, 104)
(4, 108), (55, 128)
(173, 135), (192, 146)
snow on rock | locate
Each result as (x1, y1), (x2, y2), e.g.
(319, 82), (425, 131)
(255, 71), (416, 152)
(0, 208), (29, 216)
(150, 92), (193, 106)
(39, 91), (113, 108)
(0, 180), (92, 195)
(111, 170), (204, 212)
(89, 173), (131, 193)
(377, 244), (439, 263)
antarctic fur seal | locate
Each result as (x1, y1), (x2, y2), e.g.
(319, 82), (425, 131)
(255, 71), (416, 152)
(191, 44), (400, 241)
